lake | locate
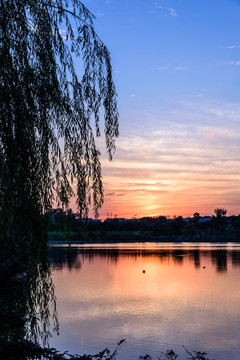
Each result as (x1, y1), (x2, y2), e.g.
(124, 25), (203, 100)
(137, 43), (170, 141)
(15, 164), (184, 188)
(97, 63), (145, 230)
(49, 242), (240, 359)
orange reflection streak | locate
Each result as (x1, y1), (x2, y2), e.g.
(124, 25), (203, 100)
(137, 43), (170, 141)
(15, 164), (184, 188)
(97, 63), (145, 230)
(53, 248), (240, 319)
(50, 245), (240, 357)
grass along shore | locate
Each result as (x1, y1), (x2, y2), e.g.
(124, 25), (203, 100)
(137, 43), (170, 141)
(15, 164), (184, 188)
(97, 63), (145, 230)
(48, 229), (240, 244)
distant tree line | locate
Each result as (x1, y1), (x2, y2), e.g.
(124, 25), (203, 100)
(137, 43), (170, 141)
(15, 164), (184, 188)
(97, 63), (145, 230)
(47, 208), (240, 242)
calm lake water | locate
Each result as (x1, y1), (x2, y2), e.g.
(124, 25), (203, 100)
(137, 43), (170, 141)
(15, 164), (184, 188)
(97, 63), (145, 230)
(49, 243), (240, 360)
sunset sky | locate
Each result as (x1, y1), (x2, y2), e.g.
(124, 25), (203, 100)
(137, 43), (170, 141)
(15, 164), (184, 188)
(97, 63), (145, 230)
(79, 0), (240, 219)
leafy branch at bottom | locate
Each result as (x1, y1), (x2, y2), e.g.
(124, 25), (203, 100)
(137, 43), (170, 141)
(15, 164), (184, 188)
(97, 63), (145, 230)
(139, 345), (215, 360)
(0, 339), (216, 360)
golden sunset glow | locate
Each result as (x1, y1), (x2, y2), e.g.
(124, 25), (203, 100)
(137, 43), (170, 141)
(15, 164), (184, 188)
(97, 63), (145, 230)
(96, 103), (240, 219)
(66, 0), (240, 221)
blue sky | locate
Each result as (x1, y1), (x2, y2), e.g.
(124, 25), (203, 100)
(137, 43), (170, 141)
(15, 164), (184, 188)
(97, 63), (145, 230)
(76, 0), (240, 219)
(89, 0), (240, 103)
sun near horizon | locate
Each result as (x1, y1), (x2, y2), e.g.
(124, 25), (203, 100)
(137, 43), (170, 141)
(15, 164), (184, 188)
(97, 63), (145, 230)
(70, 0), (240, 221)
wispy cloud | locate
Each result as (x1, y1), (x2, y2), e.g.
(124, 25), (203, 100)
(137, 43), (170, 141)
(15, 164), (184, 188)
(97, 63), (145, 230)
(153, 1), (162, 9)
(169, 8), (177, 16)
(153, 4), (177, 17)
(97, 12), (104, 17)
(157, 66), (169, 71)
(223, 45), (240, 49)
(228, 60), (240, 65)
(97, 99), (240, 218)
(175, 66), (189, 71)
(105, 192), (116, 197)
(59, 29), (67, 40)
(130, 93), (136, 97)
(157, 65), (188, 71)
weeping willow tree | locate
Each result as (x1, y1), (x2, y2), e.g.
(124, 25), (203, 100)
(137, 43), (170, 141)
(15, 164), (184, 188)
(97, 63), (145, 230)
(0, 0), (118, 250)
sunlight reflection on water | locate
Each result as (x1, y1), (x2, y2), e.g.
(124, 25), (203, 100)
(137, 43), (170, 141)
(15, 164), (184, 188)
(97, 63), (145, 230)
(49, 242), (240, 360)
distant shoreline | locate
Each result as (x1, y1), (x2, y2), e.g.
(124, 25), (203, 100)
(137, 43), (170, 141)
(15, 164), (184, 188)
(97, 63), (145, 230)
(48, 238), (240, 245)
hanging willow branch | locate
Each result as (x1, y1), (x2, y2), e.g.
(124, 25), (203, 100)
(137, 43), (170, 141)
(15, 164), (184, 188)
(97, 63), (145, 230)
(0, 0), (119, 243)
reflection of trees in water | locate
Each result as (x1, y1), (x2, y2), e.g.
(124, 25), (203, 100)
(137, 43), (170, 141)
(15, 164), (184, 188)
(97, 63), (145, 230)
(189, 250), (200, 268)
(0, 249), (59, 355)
(26, 264), (59, 345)
(211, 250), (227, 273)
(172, 250), (184, 265)
(231, 250), (240, 268)
(50, 246), (240, 273)
(50, 246), (82, 271)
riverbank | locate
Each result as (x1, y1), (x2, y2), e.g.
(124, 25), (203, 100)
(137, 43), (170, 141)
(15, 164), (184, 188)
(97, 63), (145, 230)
(48, 230), (240, 244)
(48, 233), (240, 245)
